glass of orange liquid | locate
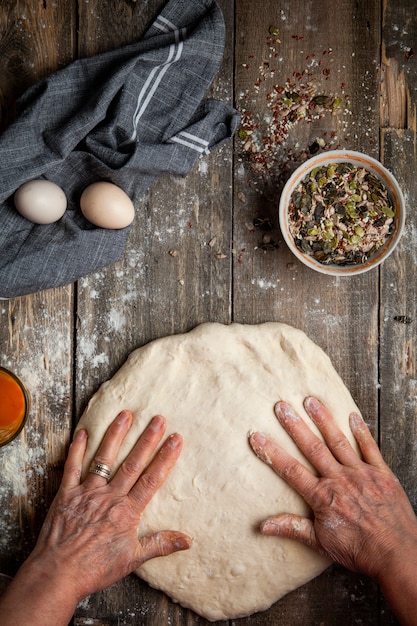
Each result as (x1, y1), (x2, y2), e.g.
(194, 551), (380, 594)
(0, 367), (30, 447)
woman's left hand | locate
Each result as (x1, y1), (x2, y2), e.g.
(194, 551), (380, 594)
(36, 410), (192, 598)
(0, 410), (191, 626)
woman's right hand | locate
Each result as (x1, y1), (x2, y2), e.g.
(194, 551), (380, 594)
(249, 397), (417, 626)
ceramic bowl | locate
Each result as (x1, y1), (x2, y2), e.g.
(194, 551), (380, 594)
(278, 150), (406, 275)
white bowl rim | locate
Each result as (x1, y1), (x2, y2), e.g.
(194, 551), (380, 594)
(278, 150), (406, 276)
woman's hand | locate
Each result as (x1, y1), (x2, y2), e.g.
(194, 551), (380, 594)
(249, 397), (417, 579)
(0, 410), (191, 626)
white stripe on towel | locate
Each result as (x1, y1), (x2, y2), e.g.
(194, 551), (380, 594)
(120, 20), (186, 147)
(169, 135), (210, 154)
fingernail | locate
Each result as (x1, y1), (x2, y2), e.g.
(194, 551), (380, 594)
(150, 415), (165, 431)
(73, 428), (87, 443)
(117, 410), (131, 425)
(250, 431), (266, 446)
(175, 535), (192, 551)
(304, 396), (321, 411)
(166, 433), (182, 448)
(260, 519), (281, 534)
(275, 401), (300, 422)
(349, 412), (363, 428)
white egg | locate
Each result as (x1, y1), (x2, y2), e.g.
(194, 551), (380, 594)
(80, 182), (135, 230)
(14, 179), (67, 224)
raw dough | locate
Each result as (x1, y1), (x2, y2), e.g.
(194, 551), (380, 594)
(77, 322), (360, 621)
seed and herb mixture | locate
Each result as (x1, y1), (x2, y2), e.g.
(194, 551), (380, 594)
(237, 25), (351, 196)
(288, 162), (396, 265)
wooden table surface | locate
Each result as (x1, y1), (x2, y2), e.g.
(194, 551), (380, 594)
(1, 0), (416, 624)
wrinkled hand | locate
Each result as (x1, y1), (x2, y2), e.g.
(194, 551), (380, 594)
(249, 397), (417, 580)
(28, 410), (192, 601)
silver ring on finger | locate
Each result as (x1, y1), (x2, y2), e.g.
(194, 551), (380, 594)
(89, 460), (112, 481)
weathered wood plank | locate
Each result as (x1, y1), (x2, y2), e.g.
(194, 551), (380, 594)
(73, 0), (234, 623)
(379, 2), (417, 625)
(0, 289), (74, 572)
(381, 0), (416, 131)
(0, 0), (76, 577)
(77, 0), (166, 56)
(380, 133), (417, 487)
(233, 0), (381, 404)
(0, 0), (76, 132)
(232, 0), (381, 623)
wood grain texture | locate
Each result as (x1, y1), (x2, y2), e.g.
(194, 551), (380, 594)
(73, 0), (233, 623)
(233, 0), (380, 424)
(379, 3), (417, 624)
(0, 0), (75, 578)
(0, 0), (415, 624)
(0, 289), (74, 570)
(0, 0), (76, 131)
(232, 5), (381, 623)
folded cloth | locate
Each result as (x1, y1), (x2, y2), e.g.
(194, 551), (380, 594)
(0, 0), (239, 298)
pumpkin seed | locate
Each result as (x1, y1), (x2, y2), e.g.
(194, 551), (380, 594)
(312, 95), (331, 106)
(393, 315), (413, 324)
(332, 97), (344, 109)
(382, 205), (395, 217)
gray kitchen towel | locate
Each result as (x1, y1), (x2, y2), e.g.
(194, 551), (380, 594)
(0, 0), (239, 298)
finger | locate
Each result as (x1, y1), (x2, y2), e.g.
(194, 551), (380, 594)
(128, 432), (183, 510)
(249, 431), (319, 505)
(135, 530), (192, 568)
(84, 410), (133, 487)
(110, 415), (167, 492)
(61, 429), (88, 489)
(275, 401), (340, 476)
(304, 397), (362, 467)
(260, 513), (321, 553)
(349, 412), (387, 468)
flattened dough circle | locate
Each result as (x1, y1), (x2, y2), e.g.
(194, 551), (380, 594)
(77, 322), (360, 621)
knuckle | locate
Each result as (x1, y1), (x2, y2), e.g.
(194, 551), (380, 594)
(94, 453), (111, 465)
(154, 532), (170, 557)
(308, 439), (327, 461)
(120, 458), (143, 479)
(308, 525), (317, 549)
(288, 517), (305, 537)
(331, 436), (350, 453)
(281, 459), (304, 482)
(139, 471), (161, 494)
(64, 462), (82, 480)
(309, 480), (334, 509)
